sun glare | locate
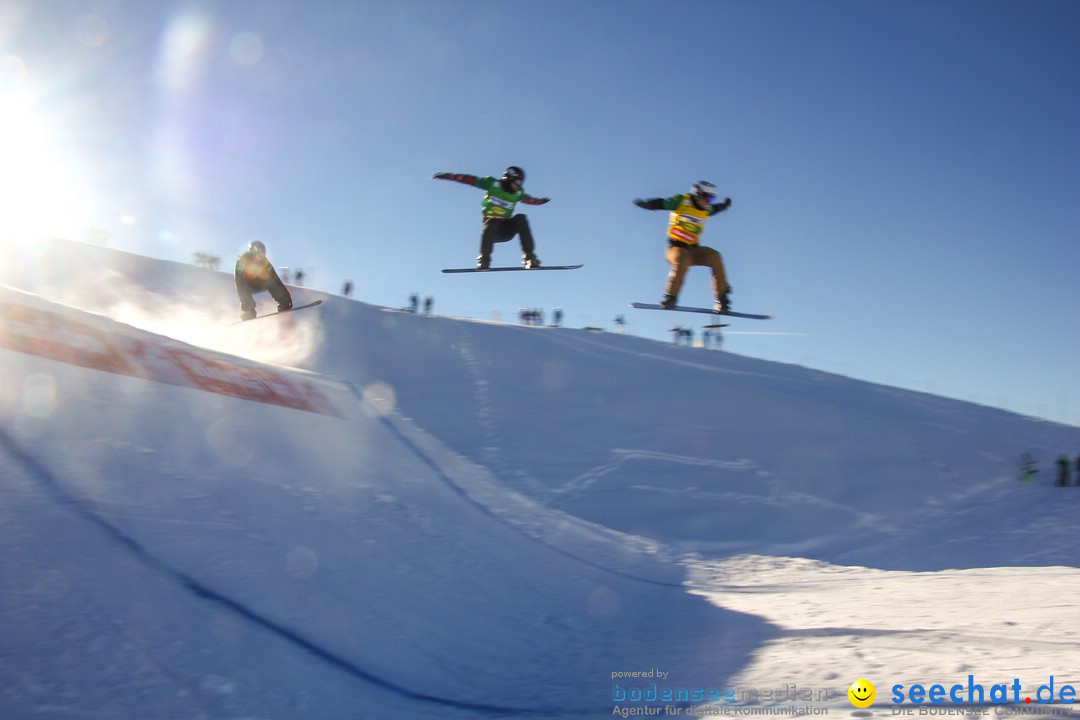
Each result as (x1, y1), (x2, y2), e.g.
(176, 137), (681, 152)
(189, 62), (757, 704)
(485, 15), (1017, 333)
(0, 61), (95, 244)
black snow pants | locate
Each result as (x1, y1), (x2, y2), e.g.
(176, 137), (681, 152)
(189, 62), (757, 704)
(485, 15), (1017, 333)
(479, 214), (536, 258)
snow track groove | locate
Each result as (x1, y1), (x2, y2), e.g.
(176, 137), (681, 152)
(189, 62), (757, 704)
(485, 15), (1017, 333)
(0, 425), (572, 717)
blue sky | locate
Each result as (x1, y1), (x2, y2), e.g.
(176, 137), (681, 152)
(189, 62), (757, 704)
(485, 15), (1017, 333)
(1, 0), (1077, 423)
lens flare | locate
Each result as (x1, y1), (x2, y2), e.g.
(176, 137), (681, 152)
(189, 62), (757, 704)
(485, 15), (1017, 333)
(362, 381), (397, 417)
(229, 32), (265, 67)
(21, 373), (58, 419)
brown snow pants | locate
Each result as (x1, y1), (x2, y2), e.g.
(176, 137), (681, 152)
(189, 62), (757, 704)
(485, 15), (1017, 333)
(665, 244), (729, 301)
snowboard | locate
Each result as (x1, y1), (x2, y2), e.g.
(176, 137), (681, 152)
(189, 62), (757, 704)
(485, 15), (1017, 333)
(234, 299), (322, 324)
(702, 324), (730, 329)
(442, 264), (583, 273)
(630, 302), (771, 320)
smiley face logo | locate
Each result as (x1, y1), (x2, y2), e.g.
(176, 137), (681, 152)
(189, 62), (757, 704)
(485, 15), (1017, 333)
(848, 678), (876, 708)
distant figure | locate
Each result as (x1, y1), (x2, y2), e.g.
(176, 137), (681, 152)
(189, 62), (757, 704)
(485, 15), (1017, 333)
(433, 166), (550, 269)
(1020, 453), (1038, 483)
(193, 251), (221, 270)
(342, 279), (353, 298)
(713, 328), (724, 351)
(552, 308), (563, 327)
(281, 268), (291, 284)
(294, 268), (305, 286)
(423, 296), (433, 315)
(614, 314), (626, 333)
(521, 309), (543, 326)
(671, 325), (683, 345)
(235, 241), (292, 321)
(634, 181), (733, 313)
(408, 293), (419, 313)
(1057, 455), (1071, 487)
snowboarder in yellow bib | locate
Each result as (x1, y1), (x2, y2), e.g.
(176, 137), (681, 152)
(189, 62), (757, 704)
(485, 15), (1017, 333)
(634, 181), (733, 312)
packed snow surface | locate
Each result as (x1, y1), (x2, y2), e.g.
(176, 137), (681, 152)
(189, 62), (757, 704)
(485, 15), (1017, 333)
(2, 238), (1078, 718)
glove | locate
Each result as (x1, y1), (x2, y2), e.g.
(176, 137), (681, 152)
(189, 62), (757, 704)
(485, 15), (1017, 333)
(634, 198), (648, 208)
(432, 172), (450, 180)
(717, 198), (732, 210)
(534, 197), (551, 205)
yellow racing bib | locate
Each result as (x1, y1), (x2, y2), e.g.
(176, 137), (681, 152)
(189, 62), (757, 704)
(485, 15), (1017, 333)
(666, 195), (710, 245)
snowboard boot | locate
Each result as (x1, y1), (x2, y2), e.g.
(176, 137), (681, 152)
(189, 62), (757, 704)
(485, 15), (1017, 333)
(476, 254), (491, 270)
(522, 253), (541, 269)
(660, 293), (677, 310)
(241, 309), (256, 321)
(715, 289), (731, 314)
(277, 300), (293, 312)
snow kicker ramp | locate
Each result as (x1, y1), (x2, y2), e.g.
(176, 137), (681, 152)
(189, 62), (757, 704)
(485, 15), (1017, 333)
(308, 297), (1080, 572)
(5, 237), (1080, 575)
(0, 287), (771, 719)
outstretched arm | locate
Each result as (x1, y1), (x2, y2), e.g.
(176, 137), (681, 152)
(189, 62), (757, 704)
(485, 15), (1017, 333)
(432, 172), (480, 187)
(710, 198), (733, 215)
(633, 197), (668, 210)
(522, 194), (550, 206)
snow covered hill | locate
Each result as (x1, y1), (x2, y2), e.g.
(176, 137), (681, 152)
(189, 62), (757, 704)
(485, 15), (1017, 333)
(2, 237), (1078, 719)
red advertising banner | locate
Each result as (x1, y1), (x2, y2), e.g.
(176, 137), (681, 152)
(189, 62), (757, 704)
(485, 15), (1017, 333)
(1, 302), (341, 417)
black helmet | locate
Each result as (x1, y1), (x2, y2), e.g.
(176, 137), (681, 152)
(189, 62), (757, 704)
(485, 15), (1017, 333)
(502, 166), (525, 185)
(691, 181), (717, 203)
(249, 240), (266, 255)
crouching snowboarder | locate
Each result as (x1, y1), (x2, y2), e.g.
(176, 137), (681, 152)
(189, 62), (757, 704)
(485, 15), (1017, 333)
(234, 241), (292, 321)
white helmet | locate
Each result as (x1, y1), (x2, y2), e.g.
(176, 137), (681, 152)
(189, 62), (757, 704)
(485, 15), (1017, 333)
(692, 181), (717, 202)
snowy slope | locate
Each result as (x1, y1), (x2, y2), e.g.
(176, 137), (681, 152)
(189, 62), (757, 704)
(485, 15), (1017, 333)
(2, 237), (1079, 718)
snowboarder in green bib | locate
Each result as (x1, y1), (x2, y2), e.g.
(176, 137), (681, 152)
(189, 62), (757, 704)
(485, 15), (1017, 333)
(234, 240), (292, 321)
(634, 181), (733, 312)
(433, 166), (550, 269)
